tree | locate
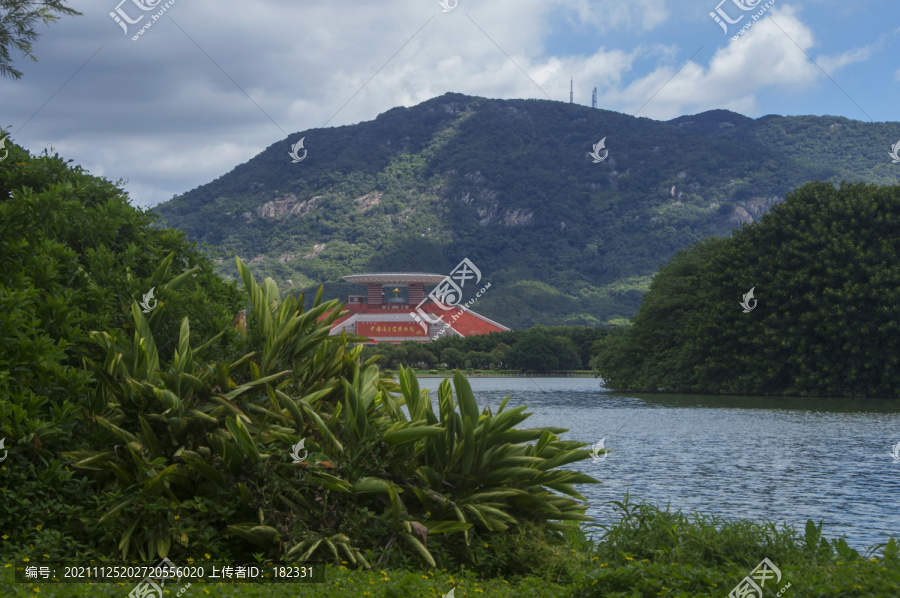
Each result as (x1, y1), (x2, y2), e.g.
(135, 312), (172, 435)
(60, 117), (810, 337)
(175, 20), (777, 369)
(491, 342), (512, 368)
(594, 181), (900, 398)
(464, 350), (496, 369)
(1, 0), (81, 79)
(440, 347), (463, 368)
(507, 333), (580, 372)
(401, 341), (436, 368)
(375, 343), (407, 368)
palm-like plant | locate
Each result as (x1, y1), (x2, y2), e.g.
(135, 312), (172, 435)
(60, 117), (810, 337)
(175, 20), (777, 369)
(64, 256), (600, 568)
(315, 366), (601, 566)
(65, 257), (358, 559)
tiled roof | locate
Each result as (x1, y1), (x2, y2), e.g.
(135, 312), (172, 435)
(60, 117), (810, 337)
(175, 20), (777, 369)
(325, 301), (508, 338)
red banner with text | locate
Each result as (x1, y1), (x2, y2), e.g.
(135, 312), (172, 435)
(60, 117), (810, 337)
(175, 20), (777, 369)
(358, 322), (427, 337)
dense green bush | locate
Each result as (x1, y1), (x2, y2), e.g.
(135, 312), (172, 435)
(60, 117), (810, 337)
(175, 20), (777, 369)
(594, 182), (900, 397)
(0, 140), (245, 558)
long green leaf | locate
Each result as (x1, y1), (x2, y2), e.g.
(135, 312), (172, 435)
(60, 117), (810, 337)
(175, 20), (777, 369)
(227, 524), (280, 548)
(221, 370), (292, 400)
(352, 477), (391, 494)
(452, 370), (480, 425)
(226, 416), (260, 464)
(183, 456), (226, 488)
(162, 266), (200, 292)
(425, 521), (473, 534)
(400, 533), (436, 567)
(131, 302), (160, 384)
(383, 423), (444, 445)
(148, 252), (174, 287)
(96, 416), (139, 444)
(299, 402), (343, 454)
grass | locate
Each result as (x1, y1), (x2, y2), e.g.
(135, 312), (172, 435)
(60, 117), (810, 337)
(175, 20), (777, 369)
(3, 497), (898, 597)
(1, 565), (570, 597)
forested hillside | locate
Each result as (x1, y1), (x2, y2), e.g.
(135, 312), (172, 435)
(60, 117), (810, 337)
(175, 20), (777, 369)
(153, 93), (900, 328)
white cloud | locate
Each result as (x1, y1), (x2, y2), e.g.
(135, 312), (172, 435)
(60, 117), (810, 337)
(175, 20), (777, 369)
(602, 5), (825, 119)
(816, 44), (876, 74)
(560, 0), (670, 31)
(1, 0), (875, 208)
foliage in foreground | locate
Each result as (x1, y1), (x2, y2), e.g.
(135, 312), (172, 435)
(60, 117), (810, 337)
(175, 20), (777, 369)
(0, 0), (81, 79)
(3, 253), (600, 574)
(593, 181), (900, 397)
(3, 499), (898, 597)
(0, 139), (244, 561)
(573, 497), (900, 597)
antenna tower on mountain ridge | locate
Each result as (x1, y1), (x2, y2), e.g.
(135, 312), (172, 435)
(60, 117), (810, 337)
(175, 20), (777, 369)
(592, 87), (597, 109)
(569, 77), (573, 103)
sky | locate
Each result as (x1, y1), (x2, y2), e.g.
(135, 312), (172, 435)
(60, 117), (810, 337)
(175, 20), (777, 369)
(1, 0), (898, 208)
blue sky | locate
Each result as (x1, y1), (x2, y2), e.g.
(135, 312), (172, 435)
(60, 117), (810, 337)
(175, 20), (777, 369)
(1, 0), (897, 207)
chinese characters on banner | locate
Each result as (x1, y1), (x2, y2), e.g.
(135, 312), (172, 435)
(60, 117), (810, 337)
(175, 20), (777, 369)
(410, 258), (481, 334)
(358, 322), (427, 337)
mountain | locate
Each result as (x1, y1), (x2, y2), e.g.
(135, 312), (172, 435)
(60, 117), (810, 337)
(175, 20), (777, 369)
(152, 93), (900, 329)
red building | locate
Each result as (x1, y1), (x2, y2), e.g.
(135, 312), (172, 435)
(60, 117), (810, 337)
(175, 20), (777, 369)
(329, 273), (509, 344)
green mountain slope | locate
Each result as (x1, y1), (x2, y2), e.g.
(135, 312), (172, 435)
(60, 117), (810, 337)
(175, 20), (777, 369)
(152, 93), (900, 328)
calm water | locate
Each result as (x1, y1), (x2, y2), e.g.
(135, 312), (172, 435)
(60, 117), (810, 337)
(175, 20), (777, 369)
(419, 377), (900, 551)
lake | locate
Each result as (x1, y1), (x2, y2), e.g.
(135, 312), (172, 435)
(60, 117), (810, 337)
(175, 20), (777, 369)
(420, 376), (900, 552)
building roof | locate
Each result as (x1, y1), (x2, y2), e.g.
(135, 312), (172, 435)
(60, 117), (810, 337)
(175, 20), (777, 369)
(327, 301), (509, 341)
(342, 273), (448, 286)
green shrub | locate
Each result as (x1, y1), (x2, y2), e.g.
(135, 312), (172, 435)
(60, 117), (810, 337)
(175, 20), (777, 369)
(595, 182), (900, 397)
(11, 254), (600, 571)
(0, 143), (244, 556)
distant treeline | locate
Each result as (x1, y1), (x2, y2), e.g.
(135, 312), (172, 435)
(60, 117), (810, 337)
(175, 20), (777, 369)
(359, 325), (617, 372)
